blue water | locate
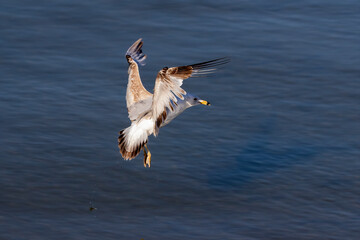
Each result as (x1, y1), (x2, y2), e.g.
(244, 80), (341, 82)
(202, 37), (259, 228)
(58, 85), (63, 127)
(1, 1), (359, 239)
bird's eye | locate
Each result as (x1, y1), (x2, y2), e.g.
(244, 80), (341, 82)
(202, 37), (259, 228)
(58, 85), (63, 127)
(194, 98), (198, 101)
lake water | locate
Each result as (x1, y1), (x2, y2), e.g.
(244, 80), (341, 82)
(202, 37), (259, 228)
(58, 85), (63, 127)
(1, 0), (359, 239)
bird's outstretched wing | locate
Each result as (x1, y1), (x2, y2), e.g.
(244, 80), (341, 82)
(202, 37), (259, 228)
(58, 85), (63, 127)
(125, 39), (153, 121)
(151, 57), (230, 135)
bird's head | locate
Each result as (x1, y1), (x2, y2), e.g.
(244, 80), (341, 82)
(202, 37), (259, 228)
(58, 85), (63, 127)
(185, 94), (210, 107)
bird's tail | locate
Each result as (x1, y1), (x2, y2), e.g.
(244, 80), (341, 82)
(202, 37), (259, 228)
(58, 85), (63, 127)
(118, 121), (150, 160)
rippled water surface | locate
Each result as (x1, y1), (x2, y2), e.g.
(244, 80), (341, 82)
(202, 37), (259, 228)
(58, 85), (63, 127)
(1, 0), (359, 239)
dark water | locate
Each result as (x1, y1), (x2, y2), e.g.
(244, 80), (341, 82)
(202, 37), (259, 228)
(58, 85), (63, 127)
(1, 0), (359, 239)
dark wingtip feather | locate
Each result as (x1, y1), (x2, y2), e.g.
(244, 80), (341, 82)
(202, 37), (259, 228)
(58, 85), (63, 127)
(125, 38), (147, 66)
(187, 57), (230, 77)
(191, 57), (230, 70)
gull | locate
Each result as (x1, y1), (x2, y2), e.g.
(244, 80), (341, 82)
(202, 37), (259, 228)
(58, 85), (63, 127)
(118, 38), (229, 167)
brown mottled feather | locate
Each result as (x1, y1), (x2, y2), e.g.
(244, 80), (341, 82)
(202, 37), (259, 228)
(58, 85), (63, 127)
(165, 57), (230, 80)
(156, 108), (167, 129)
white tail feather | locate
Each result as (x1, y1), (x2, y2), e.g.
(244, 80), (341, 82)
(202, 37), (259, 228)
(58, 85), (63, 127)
(118, 118), (153, 160)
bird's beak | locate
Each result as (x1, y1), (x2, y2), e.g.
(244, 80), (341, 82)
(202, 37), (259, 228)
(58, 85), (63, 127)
(199, 100), (211, 106)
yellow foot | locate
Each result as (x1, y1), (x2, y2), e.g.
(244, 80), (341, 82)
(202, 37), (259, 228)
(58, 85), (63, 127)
(143, 144), (151, 168)
(145, 152), (151, 168)
(143, 150), (147, 168)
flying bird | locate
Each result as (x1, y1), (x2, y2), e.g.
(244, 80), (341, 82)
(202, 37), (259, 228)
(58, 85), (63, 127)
(118, 38), (229, 167)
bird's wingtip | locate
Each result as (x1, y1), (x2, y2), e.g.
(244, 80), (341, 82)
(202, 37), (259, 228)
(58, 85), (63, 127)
(125, 38), (146, 66)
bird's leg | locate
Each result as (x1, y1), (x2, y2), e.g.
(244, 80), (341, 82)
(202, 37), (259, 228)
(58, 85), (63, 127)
(143, 146), (148, 168)
(144, 144), (151, 168)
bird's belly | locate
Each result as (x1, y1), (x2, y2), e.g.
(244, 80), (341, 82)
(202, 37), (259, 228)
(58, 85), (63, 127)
(138, 117), (154, 136)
